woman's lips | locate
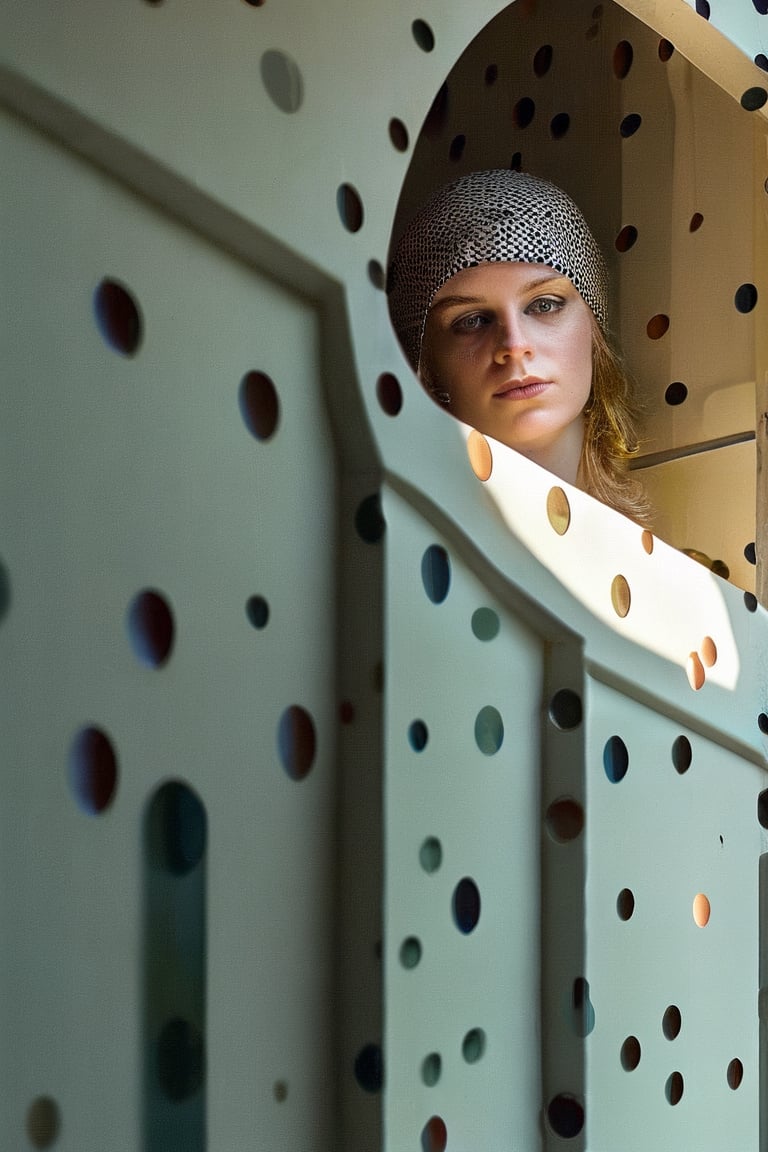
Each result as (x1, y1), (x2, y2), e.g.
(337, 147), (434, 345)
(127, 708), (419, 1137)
(493, 378), (550, 400)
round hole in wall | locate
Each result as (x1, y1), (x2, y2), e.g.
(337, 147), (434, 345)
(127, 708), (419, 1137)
(745, 591), (758, 612)
(475, 705), (504, 754)
(354, 1043), (383, 1093)
(689, 212), (704, 232)
(662, 1004), (682, 1040)
(421, 544), (450, 604)
(273, 1080), (288, 1101)
(94, 278), (142, 356)
(421, 1052), (442, 1087)
(338, 184), (364, 233)
(547, 1094), (585, 1138)
(545, 797), (585, 842)
(448, 133), (466, 162)
(533, 44), (553, 76)
(510, 151), (523, 171)
(665, 1071), (684, 1105)
(400, 936), (422, 969)
(0, 560), (10, 623)
(759, 713), (768, 735)
(735, 283), (758, 313)
(26, 1096), (60, 1149)
(659, 39), (675, 61)
(421, 1116), (447, 1152)
(615, 224), (638, 252)
(69, 726), (118, 815)
(695, 0), (710, 17)
(672, 735), (692, 774)
(613, 40), (633, 79)
(758, 790), (768, 828)
(453, 877), (481, 933)
(412, 19), (434, 52)
(686, 652), (705, 691)
(376, 372), (402, 416)
(755, 0), (768, 15)
(549, 688), (582, 730)
(550, 112), (570, 139)
(546, 486), (571, 534)
(742, 87), (768, 111)
(467, 428), (493, 480)
(665, 381), (688, 405)
(277, 705), (316, 781)
(462, 1027), (486, 1063)
(156, 1017), (204, 1101)
(611, 575), (631, 617)
(128, 589), (174, 668)
(419, 836), (443, 873)
(513, 97), (535, 128)
(239, 370), (280, 440)
(745, 541), (757, 565)
(641, 530), (654, 554)
(756, 54), (768, 72)
(620, 1036), (641, 1071)
(617, 888), (635, 920)
(246, 594), (270, 629)
(471, 607), (500, 641)
(389, 118), (409, 152)
(700, 637), (717, 667)
(484, 63), (498, 85)
(647, 314), (670, 339)
(368, 259), (385, 290)
(409, 720), (429, 752)
(620, 113), (642, 138)
(355, 493), (385, 543)
(603, 735), (629, 783)
(727, 1058), (744, 1089)
(148, 780), (207, 875)
(693, 892), (711, 926)
(260, 49), (304, 113)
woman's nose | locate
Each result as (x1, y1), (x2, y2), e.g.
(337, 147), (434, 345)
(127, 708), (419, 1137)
(493, 312), (532, 363)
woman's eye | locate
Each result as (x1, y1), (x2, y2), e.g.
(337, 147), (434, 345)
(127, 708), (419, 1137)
(528, 296), (564, 315)
(453, 313), (488, 332)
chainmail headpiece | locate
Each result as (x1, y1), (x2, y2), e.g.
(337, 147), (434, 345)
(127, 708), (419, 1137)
(387, 169), (609, 371)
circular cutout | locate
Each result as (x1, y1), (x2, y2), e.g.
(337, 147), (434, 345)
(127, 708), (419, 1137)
(760, 713), (768, 735)
(665, 381), (688, 405)
(647, 313), (670, 339)
(663, 1004), (682, 1040)
(620, 113), (642, 138)
(696, 0), (710, 16)
(412, 18), (434, 52)
(604, 735), (629, 782)
(745, 541), (757, 565)
(409, 719), (429, 752)
(672, 735), (692, 774)
(758, 789), (768, 828)
(484, 63), (498, 85)
(757, 53), (768, 71)
(128, 589), (175, 668)
(727, 1058), (743, 1090)
(273, 1080), (288, 1102)
(453, 877), (481, 934)
(686, 652), (705, 691)
(689, 212), (704, 232)
(700, 636), (717, 667)
(368, 259), (385, 290)
(448, 134), (466, 162)
(547, 1094), (585, 1138)
(755, 0), (768, 15)
(246, 594), (270, 629)
(376, 372), (402, 416)
(513, 97), (536, 128)
(389, 118), (409, 152)
(355, 493), (385, 543)
(549, 688), (582, 730)
(147, 780), (207, 875)
(693, 892), (711, 926)
(471, 607), (500, 641)
(546, 486), (571, 534)
(422, 1052), (442, 1087)
(462, 1027), (486, 1063)
(533, 44), (553, 77)
(467, 428), (493, 480)
(400, 936), (422, 969)
(421, 1116), (447, 1152)
(27, 1096), (60, 1149)
(510, 151), (523, 171)
(69, 726), (118, 815)
(659, 38), (675, 61)
(550, 112), (570, 139)
(419, 836), (442, 873)
(641, 530), (654, 554)
(94, 278), (142, 356)
(421, 544), (451, 604)
(353, 1043), (383, 1093)
(545, 797), (585, 842)
(666, 1070), (684, 1105)
(260, 49), (304, 113)
(613, 40), (633, 78)
(615, 225), (638, 252)
(156, 1017), (204, 1101)
(474, 705), (504, 755)
(745, 591), (758, 612)
(239, 370), (280, 440)
(741, 87), (768, 111)
(620, 1035), (641, 1071)
(338, 184), (364, 233)
(611, 574), (631, 617)
(617, 888), (635, 920)
(277, 705), (316, 780)
(735, 283), (758, 313)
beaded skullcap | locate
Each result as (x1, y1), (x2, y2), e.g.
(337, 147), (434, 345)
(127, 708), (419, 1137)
(387, 168), (609, 371)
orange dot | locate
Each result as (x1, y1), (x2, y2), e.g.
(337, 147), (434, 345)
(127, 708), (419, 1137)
(686, 652), (705, 691)
(546, 486), (571, 535)
(641, 530), (654, 554)
(700, 637), (717, 667)
(467, 429), (493, 481)
(693, 893), (710, 927)
(611, 575), (631, 617)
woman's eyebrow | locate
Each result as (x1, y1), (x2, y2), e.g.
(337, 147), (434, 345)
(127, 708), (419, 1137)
(430, 272), (570, 313)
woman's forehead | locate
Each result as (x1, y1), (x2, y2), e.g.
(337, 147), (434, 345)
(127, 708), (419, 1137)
(430, 262), (571, 306)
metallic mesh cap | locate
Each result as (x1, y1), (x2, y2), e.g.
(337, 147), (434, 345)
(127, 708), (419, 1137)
(387, 169), (609, 371)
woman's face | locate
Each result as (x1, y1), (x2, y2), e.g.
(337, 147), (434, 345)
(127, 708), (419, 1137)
(421, 261), (594, 484)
